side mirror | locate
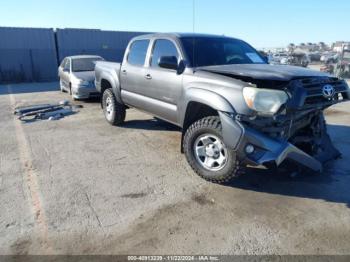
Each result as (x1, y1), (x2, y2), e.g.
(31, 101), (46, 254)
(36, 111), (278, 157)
(63, 68), (69, 73)
(158, 56), (178, 70)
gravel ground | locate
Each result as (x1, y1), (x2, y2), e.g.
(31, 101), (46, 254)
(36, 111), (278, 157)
(0, 80), (350, 255)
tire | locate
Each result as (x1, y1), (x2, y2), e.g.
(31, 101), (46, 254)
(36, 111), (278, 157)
(69, 84), (77, 101)
(183, 116), (242, 183)
(59, 80), (65, 92)
(102, 88), (126, 126)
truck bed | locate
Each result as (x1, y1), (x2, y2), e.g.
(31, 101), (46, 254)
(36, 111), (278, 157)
(94, 61), (121, 93)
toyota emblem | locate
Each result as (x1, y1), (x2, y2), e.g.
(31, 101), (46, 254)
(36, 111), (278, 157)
(322, 85), (335, 98)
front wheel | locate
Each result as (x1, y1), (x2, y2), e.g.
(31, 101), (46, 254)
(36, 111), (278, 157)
(183, 116), (242, 183)
(102, 88), (126, 126)
(69, 84), (76, 101)
(59, 80), (65, 92)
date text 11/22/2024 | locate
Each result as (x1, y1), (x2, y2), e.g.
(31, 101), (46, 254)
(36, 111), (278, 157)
(127, 255), (220, 261)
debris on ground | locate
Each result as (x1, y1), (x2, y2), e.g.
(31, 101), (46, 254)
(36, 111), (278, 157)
(14, 100), (83, 122)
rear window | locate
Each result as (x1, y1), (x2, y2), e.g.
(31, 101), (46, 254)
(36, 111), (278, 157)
(127, 40), (150, 66)
(72, 57), (103, 72)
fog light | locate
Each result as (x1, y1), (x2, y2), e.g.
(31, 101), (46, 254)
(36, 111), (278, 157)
(245, 144), (255, 154)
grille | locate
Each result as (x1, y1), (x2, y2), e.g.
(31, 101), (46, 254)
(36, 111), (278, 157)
(300, 77), (348, 106)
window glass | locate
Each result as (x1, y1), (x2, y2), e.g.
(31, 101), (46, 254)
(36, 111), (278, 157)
(64, 59), (70, 71)
(60, 58), (66, 67)
(151, 39), (179, 67)
(127, 40), (150, 66)
(72, 57), (103, 72)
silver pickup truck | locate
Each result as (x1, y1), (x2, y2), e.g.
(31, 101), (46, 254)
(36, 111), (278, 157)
(95, 33), (350, 183)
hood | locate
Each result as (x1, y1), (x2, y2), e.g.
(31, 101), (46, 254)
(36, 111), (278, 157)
(198, 64), (330, 81)
(71, 71), (95, 82)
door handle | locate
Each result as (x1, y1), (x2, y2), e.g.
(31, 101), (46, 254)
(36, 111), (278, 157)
(145, 74), (152, 80)
(122, 69), (127, 75)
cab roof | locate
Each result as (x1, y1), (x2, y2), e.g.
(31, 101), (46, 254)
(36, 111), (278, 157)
(132, 33), (240, 41)
(66, 55), (103, 60)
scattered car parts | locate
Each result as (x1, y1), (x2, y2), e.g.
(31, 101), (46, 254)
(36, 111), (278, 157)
(14, 100), (82, 121)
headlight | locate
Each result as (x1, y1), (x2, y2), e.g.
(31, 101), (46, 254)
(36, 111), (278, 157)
(80, 80), (90, 85)
(74, 80), (90, 86)
(243, 86), (289, 115)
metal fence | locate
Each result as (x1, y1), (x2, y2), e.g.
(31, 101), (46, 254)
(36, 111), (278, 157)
(0, 27), (58, 83)
(0, 27), (148, 84)
(56, 29), (146, 63)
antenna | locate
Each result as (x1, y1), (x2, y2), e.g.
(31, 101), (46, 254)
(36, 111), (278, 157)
(193, 0), (195, 33)
(192, 0), (196, 70)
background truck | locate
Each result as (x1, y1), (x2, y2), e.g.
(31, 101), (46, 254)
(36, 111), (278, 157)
(95, 33), (350, 183)
(321, 45), (350, 79)
(334, 45), (350, 79)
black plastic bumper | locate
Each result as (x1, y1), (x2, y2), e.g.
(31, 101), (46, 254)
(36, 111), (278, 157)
(219, 112), (323, 172)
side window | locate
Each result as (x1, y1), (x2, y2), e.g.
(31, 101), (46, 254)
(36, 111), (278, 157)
(60, 58), (66, 68)
(64, 59), (70, 71)
(127, 40), (150, 66)
(151, 39), (179, 68)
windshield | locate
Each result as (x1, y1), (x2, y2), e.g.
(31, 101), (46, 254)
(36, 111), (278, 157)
(72, 57), (103, 72)
(180, 37), (266, 67)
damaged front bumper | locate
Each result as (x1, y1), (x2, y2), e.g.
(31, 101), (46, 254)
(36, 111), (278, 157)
(218, 76), (350, 172)
(234, 126), (323, 172)
(219, 111), (340, 172)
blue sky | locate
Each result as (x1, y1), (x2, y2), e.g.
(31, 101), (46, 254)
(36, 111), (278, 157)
(0, 0), (349, 48)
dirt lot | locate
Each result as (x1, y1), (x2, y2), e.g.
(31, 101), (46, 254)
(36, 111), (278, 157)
(1, 81), (350, 255)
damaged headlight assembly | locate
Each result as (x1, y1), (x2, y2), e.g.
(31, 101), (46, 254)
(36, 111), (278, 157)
(243, 86), (289, 115)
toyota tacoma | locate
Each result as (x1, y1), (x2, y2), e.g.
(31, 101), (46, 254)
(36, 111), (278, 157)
(95, 33), (350, 183)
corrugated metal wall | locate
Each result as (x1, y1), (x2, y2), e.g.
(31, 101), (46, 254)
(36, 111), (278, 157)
(56, 29), (147, 64)
(0, 27), (148, 83)
(0, 27), (58, 83)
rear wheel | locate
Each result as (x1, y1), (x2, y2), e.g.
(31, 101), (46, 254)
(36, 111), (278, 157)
(102, 88), (126, 126)
(183, 116), (242, 183)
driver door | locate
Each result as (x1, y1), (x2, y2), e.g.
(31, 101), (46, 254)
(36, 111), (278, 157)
(142, 39), (183, 124)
